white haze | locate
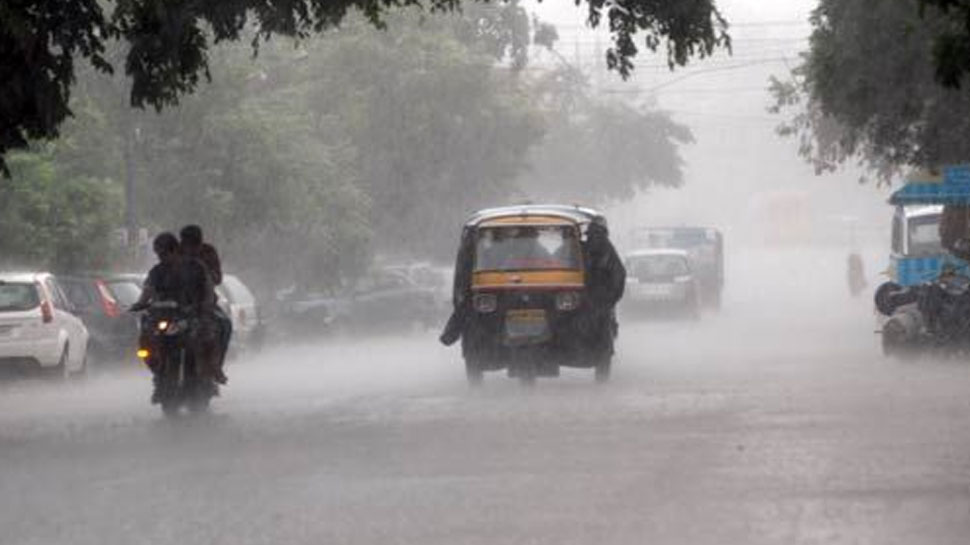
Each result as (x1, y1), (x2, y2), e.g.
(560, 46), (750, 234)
(4, 2), (969, 545)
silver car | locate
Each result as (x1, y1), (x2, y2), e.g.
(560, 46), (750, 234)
(623, 249), (701, 319)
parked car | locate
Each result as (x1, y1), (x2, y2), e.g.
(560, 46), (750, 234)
(270, 287), (341, 340)
(59, 273), (144, 363)
(623, 249), (701, 319)
(0, 272), (89, 377)
(269, 267), (438, 339)
(381, 262), (453, 323)
(338, 268), (438, 332)
(215, 274), (265, 352)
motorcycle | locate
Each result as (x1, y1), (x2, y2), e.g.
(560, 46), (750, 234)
(136, 301), (216, 416)
(876, 270), (970, 358)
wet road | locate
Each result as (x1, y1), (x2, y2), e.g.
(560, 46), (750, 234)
(2, 248), (969, 545)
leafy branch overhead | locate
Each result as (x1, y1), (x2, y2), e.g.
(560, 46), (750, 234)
(0, 0), (729, 174)
(770, 0), (970, 181)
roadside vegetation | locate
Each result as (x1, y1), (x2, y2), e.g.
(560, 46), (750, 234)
(1, 4), (693, 296)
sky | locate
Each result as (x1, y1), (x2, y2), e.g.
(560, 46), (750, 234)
(521, 0), (892, 256)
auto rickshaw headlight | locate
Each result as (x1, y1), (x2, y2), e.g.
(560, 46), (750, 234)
(473, 293), (498, 313)
(555, 291), (581, 311)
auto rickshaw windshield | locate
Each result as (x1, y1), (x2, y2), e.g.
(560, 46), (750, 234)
(907, 214), (943, 256)
(474, 225), (581, 271)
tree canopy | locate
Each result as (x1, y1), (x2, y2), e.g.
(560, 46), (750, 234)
(771, 0), (970, 180)
(519, 65), (692, 204)
(1, 5), (696, 290)
(0, 0), (729, 174)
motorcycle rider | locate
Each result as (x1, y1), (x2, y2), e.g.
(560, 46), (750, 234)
(179, 225), (229, 384)
(131, 232), (215, 402)
(131, 232), (185, 312)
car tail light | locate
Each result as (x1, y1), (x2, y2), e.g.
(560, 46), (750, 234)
(95, 280), (121, 318)
(41, 300), (53, 323)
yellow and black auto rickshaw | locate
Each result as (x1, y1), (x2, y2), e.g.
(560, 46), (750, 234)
(444, 204), (620, 386)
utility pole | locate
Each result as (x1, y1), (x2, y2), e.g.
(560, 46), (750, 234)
(123, 124), (138, 263)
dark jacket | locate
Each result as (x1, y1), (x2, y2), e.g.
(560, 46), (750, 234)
(585, 233), (626, 310)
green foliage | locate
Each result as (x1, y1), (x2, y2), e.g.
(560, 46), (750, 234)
(300, 9), (544, 259)
(0, 150), (122, 272)
(771, 0), (970, 180)
(0, 0), (729, 173)
(521, 66), (693, 204)
(1, 6), (694, 291)
(922, 0), (970, 86)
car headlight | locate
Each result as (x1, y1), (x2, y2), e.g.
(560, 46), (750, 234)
(473, 293), (498, 313)
(555, 291), (581, 311)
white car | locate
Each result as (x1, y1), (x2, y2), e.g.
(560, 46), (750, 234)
(623, 249), (701, 319)
(0, 272), (90, 376)
(216, 274), (262, 352)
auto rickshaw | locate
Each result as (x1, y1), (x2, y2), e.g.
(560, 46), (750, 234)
(445, 204), (619, 386)
(875, 165), (970, 357)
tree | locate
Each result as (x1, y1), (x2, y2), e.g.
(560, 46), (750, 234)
(300, 9), (546, 260)
(0, 0), (729, 174)
(770, 0), (970, 180)
(0, 149), (122, 272)
(58, 40), (373, 291)
(520, 65), (693, 204)
(921, 0), (970, 86)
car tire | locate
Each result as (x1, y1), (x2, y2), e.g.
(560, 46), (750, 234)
(68, 349), (88, 380)
(47, 344), (68, 381)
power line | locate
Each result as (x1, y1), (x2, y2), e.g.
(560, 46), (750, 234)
(549, 19), (810, 30)
(645, 58), (793, 91)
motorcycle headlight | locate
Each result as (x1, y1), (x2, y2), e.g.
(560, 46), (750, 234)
(473, 293), (498, 313)
(555, 291), (581, 311)
(157, 320), (169, 331)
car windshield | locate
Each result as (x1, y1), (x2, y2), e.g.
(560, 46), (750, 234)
(0, 282), (40, 312)
(629, 255), (689, 280)
(474, 225), (580, 271)
(106, 281), (143, 307)
(637, 228), (713, 249)
(908, 214), (943, 256)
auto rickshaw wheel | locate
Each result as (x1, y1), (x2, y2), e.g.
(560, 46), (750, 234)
(594, 357), (612, 383)
(517, 361), (537, 388)
(464, 358), (484, 387)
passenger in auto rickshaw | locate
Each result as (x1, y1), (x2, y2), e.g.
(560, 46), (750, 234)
(582, 221), (626, 352)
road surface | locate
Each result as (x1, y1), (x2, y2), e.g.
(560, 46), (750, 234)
(1, 247), (969, 545)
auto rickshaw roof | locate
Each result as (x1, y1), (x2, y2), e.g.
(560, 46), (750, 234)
(465, 204), (605, 228)
(890, 164), (970, 205)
